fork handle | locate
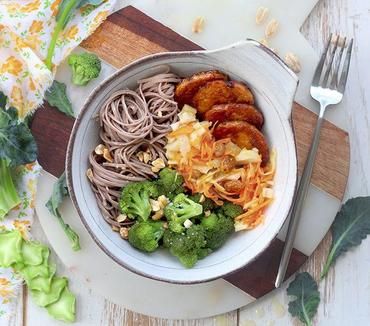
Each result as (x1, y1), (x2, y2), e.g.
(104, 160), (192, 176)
(275, 104), (327, 288)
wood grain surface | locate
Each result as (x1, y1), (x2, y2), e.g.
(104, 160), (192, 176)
(29, 5), (351, 300)
(23, 1), (370, 325)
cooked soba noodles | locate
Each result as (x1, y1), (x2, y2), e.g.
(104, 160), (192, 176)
(88, 71), (181, 226)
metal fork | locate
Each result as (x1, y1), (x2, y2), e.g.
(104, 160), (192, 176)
(275, 34), (354, 288)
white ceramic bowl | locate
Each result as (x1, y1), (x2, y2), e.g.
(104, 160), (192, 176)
(66, 40), (298, 284)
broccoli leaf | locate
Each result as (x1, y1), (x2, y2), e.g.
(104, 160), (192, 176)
(45, 81), (74, 118)
(21, 241), (45, 266)
(0, 91), (7, 108)
(0, 230), (23, 267)
(46, 172), (81, 251)
(0, 106), (37, 166)
(321, 196), (370, 279)
(17, 246), (51, 280)
(287, 272), (320, 326)
(31, 276), (68, 307)
(46, 286), (76, 323)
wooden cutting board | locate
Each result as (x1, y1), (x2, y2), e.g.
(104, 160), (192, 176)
(30, 6), (350, 299)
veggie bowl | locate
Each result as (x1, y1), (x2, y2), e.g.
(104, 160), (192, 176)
(66, 40), (298, 283)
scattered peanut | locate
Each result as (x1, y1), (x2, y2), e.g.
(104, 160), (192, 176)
(192, 16), (205, 34)
(136, 151), (145, 162)
(151, 158), (166, 173)
(150, 199), (161, 212)
(86, 168), (93, 182)
(199, 194), (206, 203)
(260, 39), (269, 47)
(143, 152), (151, 164)
(158, 195), (170, 208)
(152, 209), (164, 221)
(103, 148), (113, 162)
(265, 19), (279, 38)
(116, 214), (127, 223)
(94, 144), (106, 155)
(255, 7), (269, 25)
(119, 227), (129, 239)
(285, 52), (301, 73)
(184, 219), (193, 229)
(205, 210), (211, 217)
(112, 225), (120, 232)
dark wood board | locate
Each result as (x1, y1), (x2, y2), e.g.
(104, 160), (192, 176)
(30, 6), (350, 298)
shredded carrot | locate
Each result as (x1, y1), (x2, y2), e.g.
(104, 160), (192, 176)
(166, 120), (276, 230)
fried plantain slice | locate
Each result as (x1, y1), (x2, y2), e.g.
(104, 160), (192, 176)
(192, 80), (254, 115)
(175, 70), (228, 106)
(204, 103), (264, 129)
(213, 121), (269, 166)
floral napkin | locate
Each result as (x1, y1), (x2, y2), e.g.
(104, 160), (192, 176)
(0, 0), (116, 322)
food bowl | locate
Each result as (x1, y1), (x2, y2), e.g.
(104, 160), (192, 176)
(66, 40), (298, 284)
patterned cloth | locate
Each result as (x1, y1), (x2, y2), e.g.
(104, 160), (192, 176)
(0, 162), (41, 321)
(0, 0), (117, 322)
(0, 0), (116, 117)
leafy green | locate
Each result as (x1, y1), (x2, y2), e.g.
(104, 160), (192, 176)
(45, 0), (105, 69)
(321, 197), (370, 279)
(17, 246), (50, 280)
(45, 81), (74, 117)
(21, 241), (45, 266)
(46, 172), (81, 251)
(27, 264), (56, 293)
(0, 230), (23, 267)
(0, 159), (21, 219)
(287, 272), (320, 326)
(46, 287), (76, 323)
(31, 276), (68, 307)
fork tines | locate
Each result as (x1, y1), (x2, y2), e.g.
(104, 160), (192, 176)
(312, 34), (354, 92)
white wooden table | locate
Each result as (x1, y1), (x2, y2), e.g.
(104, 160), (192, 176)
(11, 0), (370, 325)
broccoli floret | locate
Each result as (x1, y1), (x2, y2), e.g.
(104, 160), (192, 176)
(163, 225), (208, 268)
(119, 181), (159, 221)
(217, 202), (244, 219)
(67, 52), (101, 86)
(128, 221), (165, 253)
(188, 193), (217, 211)
(163, 193), (203, 233)
(201, 213), (234, 250)
(156, 168), (185, 200)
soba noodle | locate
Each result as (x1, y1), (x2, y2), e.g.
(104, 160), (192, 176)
(88, 71), (181, 227)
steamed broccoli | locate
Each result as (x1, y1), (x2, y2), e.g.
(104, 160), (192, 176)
(156, 168), (185, 200)
(217, 202), (244, 219)
(163, 225), (209, 268)
(67, 52), (101, 86)
(201, 212), (234, 250)
(188, 193), (217, 211)
(119, 181), (159, 221)
(128, 221), (165, 253)
(163, 193), (203, 233)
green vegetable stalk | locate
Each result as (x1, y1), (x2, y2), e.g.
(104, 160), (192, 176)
(45, 0), (80, 70)
(46, 173), (81, 251)
(0, 159), (20, 219)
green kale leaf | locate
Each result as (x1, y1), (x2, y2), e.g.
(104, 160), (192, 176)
(45, 81), (74, 118)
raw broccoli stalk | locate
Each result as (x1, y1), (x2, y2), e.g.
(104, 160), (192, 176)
(128, 221), (165, 253)
(163, 193), (203, 233)
(156, 168), (185, 200)
(0, 159), (20, 219)
(201, 212), (235, 250)
(119, 181), (158, 221)
(67, 52), (101, 86)
(188, 193), (217, 211)
(163, 225), (209, 268)
(217, 202), (244, 219)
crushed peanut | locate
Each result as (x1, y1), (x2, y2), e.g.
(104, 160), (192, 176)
(143, 152), (151, 164)
(265, 19), (279, 38)
(285, 52), (301, 73)
(136, 151), (145, 162)
(119, 227), (129, 239)
(205, 210), (211, 217)
(163, 222), (168, 229)
(151, 158), (166, 173)
(94, 144), (106, 155)
(116, 214), (127, 223)
(184, 219), (193, 229)
(260, 39), (269, 47)
(256, 7), (269, 25)
(86, 168), (93, 182)
(192, 16), (205, 34)
(152, 209), (164, 221)
(199, 194), (206, 203)
(158, 195), (170, 208)
(150, 199), (161, 212)
(112, 225), (119, 232)
(103, 148), (113, 162)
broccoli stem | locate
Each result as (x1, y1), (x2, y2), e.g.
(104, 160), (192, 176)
(0, 159), (21, 219)
(45, 0), (80, 70)
(55, 214), (81, 251)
